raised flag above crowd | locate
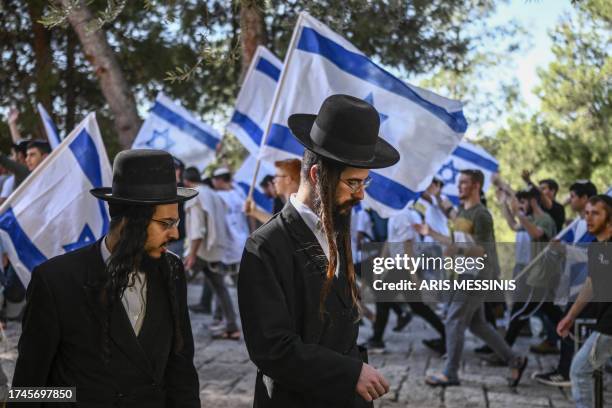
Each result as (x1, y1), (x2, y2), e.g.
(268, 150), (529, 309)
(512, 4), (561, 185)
(37, 103), (61, 149)
(227, 46), (283, 156)
(257, 12), (467, 216)
(132, 93), (221, 171)
(436, 141), (499, 205)
(0, 113), (112, 287)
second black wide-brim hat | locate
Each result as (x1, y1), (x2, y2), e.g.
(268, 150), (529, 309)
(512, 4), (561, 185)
(91, 149), (198, 205)
(287, 94), (400, 169)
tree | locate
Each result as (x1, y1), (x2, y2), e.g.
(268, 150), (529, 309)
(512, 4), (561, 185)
(239, 0), (266, 80)
(52, 0), (142, 149)
(532, 0), (611, 187)
(2, 0), (523, 158)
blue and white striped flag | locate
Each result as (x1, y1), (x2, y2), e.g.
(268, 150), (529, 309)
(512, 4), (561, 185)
(555, 187), (612, 302)
(37, 103), (61, 149)
(133, 93), (221, 171)
(436, 141), (499, 205)
(259, 13), (466, 217)
(0, 113), (112, 287)
(234, 155), (276, 214)
(227, 46), (282, 156)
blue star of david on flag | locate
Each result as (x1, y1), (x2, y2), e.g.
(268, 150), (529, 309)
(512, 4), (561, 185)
(363, 93), (388, 123)
(144, 128), (175, 150)
(63, 224), (96, 252)
(437, 159), (460, 185)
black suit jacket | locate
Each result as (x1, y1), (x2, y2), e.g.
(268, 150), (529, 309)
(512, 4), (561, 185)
(238, 203), (371, 408)
(11, 240), (200, 408)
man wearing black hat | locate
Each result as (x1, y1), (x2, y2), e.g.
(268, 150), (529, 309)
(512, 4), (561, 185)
(238, 94), (398, 407)
(12, 150), (201, 408)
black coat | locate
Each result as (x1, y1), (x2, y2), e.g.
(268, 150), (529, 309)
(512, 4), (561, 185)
(238, 203), (371, 408)
(11, 240), (200, 408)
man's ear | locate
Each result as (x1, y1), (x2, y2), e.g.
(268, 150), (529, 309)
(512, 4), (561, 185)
(309, 164), (318, 185)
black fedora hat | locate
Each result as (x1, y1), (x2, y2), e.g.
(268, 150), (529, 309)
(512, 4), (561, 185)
(288, 94), (400, 169)
(91, 149), (198, 204)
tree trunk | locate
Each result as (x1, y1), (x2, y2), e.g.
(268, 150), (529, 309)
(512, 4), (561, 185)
(28, 0), (54, 136)
(239, 0), (266, 81)
(64, 29), (77, 133)
(58, 0), (141, 148)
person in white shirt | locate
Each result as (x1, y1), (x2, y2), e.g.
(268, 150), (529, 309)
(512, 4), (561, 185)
(419, 178), (450, 243)
(183, 168), (240, 340)
(211, 167), (250, 268)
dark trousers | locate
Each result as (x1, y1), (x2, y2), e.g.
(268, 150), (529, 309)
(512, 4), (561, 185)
(505, 301), (563, 346)
(372, 301), (445, 342)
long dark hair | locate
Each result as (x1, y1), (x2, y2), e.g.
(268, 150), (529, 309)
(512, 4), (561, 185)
(301, 150), (361, 317)
(101, 203), (183, 362)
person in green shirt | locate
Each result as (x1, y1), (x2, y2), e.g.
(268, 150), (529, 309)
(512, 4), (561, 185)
(419, 169), (527, 387)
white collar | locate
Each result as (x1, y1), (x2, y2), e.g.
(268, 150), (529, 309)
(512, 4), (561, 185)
(289, 193), (321, 233)
(289, 194), (339, 277)
(100, 236), (111, 264)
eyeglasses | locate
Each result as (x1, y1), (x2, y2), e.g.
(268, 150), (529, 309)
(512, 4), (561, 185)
(152, 218), (180, 230)
(340, 176), (372, 193)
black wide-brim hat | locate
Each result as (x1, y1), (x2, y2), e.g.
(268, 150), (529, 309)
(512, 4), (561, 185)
(288, 94), (400, 169)
(91, 149), (198, 205)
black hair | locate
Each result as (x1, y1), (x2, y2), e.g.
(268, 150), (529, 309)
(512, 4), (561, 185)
(102, 203), (183, 362)
(460, 169), (485, 188)
(432, 178), (445, 188)
(183, 167), (201, 183)
(539, 178), (559, 194)
(26, 140), (51, 155)
(260, 175), (275, 188)
(516, 186), (541, 203)
(12, 140), (29, 156)
(588, 194), (612, 222)
(569, 180), (597, 198)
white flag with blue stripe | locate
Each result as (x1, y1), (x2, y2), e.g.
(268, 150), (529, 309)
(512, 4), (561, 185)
(37, 103), (61, 149)
(227, 46), (282, 156)
(133, 93), (221, 171)
(0, 113), (112, 287)
(234, 155), (276, 214)
(436, 141), (499, 205)
(259, 13), (467, 217)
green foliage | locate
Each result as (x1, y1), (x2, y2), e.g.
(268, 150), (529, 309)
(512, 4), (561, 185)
(2, 0), (516, 163)
(487, 0), (611, 239)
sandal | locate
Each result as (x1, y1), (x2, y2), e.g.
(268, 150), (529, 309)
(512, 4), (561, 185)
(425, 373), (460, 387)
(212, 330), (241, 341)
(508, 356), (528, 387)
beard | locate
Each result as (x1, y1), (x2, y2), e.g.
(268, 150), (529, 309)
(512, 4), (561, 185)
(334, 198), (359, 231)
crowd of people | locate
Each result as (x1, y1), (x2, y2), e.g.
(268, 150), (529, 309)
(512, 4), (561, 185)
(0, 95), (610, 407)
(348, 169), (611, 407)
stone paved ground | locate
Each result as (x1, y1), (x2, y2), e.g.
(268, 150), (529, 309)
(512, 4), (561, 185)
(0, 277), (610, 407)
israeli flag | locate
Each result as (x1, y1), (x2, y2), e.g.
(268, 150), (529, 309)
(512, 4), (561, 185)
(227, 46), (282, 156)
(0, 113), (112, 287)
(133, 93), (221, 171)
(258, 13), (466, 217)
(436, 141), (499, 205)
(37, 103), (61, 149)
(234, 155), (275, 214)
